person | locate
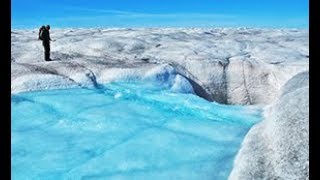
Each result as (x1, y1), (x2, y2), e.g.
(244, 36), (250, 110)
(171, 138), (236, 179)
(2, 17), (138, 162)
(39, 25), (52, 61)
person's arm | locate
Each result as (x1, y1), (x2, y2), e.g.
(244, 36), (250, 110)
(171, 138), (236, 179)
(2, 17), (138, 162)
(38, 28), (42, 40)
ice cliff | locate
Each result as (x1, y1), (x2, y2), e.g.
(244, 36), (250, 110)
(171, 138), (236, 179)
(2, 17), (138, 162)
(229, 71), (309, 180)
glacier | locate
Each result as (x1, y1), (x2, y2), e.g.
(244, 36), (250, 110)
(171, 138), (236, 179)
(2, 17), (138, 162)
(11, 28), (309, 105)
(11, 28), (309, 179)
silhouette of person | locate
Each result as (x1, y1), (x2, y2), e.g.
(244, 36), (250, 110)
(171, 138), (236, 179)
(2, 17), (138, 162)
(39, 25), (52, 61)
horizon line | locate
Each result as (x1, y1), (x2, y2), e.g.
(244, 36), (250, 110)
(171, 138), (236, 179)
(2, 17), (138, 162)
(11, 26), (309, 30)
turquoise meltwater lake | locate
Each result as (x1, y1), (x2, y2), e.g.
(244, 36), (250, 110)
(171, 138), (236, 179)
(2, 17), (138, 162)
(12, 80), (262, 180)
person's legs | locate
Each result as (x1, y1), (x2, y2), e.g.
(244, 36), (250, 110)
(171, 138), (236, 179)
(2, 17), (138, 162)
(43, 41), (51, 61)
(46, 43), (51, 60)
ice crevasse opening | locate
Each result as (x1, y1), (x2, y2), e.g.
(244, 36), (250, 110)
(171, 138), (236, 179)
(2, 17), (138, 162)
(11, 64), (262, 180)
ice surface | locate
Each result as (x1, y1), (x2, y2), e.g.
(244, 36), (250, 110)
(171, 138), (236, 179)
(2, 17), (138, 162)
(229, 71), (309, 180)
(11, 28), (309, 179)
(12, 80), (262, 180)
(11, 28), (309, 104)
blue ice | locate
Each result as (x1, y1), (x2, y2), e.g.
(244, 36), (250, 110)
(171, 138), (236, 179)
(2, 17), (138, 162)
(12, 80), (261, 180)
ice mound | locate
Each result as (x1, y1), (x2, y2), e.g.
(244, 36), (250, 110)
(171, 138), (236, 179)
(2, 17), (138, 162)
(11, 74), (80, 93)
(143, 64), (194, 93)
(229, 71), (309, 180)
(90, 64), (195, 94)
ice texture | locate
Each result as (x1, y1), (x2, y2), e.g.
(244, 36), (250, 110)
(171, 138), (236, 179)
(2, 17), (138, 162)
(11, 28), (309, 105)
(11, 28), (309, 179)
(12, 79), (262, 180)
(229, 71), (309, 180)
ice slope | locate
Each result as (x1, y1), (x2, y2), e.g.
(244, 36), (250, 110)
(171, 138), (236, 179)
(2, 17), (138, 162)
(11, 28), (309, 104)
(229, 71), (309, 180)
(11, 79), (262, 180)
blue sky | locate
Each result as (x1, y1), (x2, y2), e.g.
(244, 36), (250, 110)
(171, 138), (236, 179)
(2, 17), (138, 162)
(12, 0), (309, 28)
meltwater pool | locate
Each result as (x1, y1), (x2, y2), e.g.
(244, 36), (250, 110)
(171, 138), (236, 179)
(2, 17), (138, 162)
(12, 81), (261, 180)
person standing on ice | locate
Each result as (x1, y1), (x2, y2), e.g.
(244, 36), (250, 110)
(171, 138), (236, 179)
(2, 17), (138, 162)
(39, 25), (52, 61)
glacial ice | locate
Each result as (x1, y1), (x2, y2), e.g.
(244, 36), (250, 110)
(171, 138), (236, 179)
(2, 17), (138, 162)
(11, 28), (309, 104)
(11, 28), (309, 179)
(229, 71), (309, 180)
(12, 79), (262, 180)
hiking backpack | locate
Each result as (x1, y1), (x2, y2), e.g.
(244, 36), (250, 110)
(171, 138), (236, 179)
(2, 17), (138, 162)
(38, 26), (45, 40)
